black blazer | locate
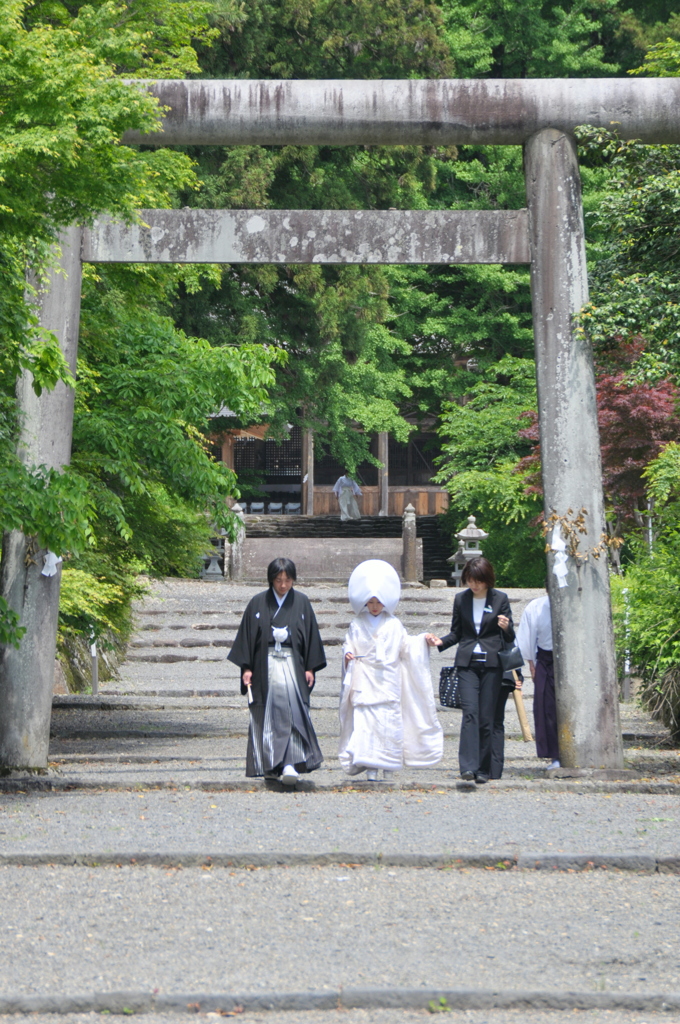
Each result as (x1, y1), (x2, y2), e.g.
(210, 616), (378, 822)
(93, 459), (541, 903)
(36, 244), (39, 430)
(438, 587), (514, 668)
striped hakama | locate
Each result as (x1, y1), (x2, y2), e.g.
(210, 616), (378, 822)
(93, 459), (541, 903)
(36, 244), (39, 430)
(533, 646), (558, 760)
(246, 648), (323, 777)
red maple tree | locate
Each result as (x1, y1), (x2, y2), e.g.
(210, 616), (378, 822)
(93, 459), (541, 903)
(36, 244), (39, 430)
(518, 340), (680, 528)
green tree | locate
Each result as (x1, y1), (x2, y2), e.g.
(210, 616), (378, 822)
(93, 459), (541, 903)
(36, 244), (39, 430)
(197, 0), (454, 79)
(75, 263), (280, 557)
(179, 0), (460, 471)
(176, 260), (412, 471)
(441, 0), (622, 78)
(56, 260), (280, 647)
(435, 356), (537, 477)
(577, 33), (680, 380)
(168, 0), (674, 584)
(0, 0), (272, 646)
(432, 15), (680, 586)
(433, 355), (545, 586)
(0, 0), (214, 472)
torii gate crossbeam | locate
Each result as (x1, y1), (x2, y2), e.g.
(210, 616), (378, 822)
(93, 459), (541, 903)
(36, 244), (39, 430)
(82, 209), (530, 265)
(8, 76), (676, 771)
(123, 78), (680, 146)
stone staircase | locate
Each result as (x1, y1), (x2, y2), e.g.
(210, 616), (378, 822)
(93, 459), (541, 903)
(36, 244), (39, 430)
(109, 579), (541, 701)
(48, 579), (672, 789)
(42, 579), (545, 788)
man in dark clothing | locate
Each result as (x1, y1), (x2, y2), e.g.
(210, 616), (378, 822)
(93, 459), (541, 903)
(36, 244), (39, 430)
(228, 557), (326, 783)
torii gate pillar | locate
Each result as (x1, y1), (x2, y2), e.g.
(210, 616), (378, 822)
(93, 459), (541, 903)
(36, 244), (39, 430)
(0, 227), (82, 768)
(525, 129), (623, 768)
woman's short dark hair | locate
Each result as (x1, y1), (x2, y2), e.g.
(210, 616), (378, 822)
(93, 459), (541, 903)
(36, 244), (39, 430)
(267, 557), (297, 586)
(461, 556), (495, 589)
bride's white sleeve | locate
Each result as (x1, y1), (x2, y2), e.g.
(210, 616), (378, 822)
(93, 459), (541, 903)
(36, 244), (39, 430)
(342, 622), (358, 679)
(399, 627), (443, 768)
(338, 621), (359, 770)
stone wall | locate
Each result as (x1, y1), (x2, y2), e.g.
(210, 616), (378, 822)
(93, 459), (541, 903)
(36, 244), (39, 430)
(241, 537), (423, 584)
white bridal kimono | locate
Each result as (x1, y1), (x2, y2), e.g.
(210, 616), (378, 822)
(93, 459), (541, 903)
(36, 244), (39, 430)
(338, 610), (443, 774)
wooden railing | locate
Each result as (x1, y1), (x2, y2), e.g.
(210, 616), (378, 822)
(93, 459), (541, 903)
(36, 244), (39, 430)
(312, 485), (448, 517)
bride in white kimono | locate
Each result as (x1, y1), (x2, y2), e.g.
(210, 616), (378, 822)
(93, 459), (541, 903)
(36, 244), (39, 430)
(338, 559), (443, 780)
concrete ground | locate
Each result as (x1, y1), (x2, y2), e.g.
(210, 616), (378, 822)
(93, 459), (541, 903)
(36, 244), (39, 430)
(2, 579), (679, 1021)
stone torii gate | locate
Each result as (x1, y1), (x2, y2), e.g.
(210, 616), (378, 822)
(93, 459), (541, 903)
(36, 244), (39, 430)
(4, 77), (680, 772)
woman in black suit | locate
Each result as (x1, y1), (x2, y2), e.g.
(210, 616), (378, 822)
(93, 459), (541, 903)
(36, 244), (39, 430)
(426, 556), (514, 784)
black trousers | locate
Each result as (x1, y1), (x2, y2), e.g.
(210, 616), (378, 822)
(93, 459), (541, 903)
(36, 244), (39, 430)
(457, 662), (503, 778)
(491, 684), (514, 779)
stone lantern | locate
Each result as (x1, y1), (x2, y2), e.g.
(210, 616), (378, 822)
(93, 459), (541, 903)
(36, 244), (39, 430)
(447, 514), (488, 586)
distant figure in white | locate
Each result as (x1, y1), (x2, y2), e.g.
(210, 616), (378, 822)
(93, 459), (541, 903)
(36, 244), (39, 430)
(338, 559), (443, 781)
(333, 473), (362, 521)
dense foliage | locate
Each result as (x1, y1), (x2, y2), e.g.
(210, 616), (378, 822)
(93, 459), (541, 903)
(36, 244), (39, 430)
(0, 0), (276, 644)
(575, 47), (680, 715)
(611, 443), (680, 738)
(430, 18), (680, 588)
(180, 0), (665, 472)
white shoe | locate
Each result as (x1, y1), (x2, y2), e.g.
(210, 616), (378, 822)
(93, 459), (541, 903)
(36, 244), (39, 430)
(383, 770), (397, 780)
(366, 769), (379, 781)
(281, 765), (299, 785)
(548, 760), (561, 770)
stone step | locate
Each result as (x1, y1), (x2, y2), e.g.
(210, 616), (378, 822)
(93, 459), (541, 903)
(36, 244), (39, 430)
(131, 603), (457, 620)
(244, 513), (405, 536)
(2, 984), (680, 1018)
(132, 619), (452, 635)
(103, 581), (543, 702)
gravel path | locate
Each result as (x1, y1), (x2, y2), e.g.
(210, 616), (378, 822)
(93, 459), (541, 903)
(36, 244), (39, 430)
(1, 865), (679, 996)
(8, 578), (678, 1019)
(0, 789), (678, 857)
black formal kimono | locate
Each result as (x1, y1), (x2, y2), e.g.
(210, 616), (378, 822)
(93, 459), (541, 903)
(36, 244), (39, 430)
(228, 587), (326, 777)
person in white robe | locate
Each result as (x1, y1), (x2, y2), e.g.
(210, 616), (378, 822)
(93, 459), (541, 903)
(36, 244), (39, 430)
(516, 591), (559, 768)
(333, 474), (362, 521)
(338, 559), (443, 780)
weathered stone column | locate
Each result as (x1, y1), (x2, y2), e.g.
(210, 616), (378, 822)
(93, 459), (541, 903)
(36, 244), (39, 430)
(402, 503), (417, 581)
(301, 430), (314, 516)
(226, 503), (245, 581)
(377, 432), (389, 516)
(0, 226), (83, 768)
(525, 129), (623, 769)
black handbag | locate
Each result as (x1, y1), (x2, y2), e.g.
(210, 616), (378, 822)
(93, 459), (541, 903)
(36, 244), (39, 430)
(439, 666), (462, 709)
(498, 640), (524, 672)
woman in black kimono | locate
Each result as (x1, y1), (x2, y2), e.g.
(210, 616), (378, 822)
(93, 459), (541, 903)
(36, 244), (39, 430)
(228, 557), (326, 783)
